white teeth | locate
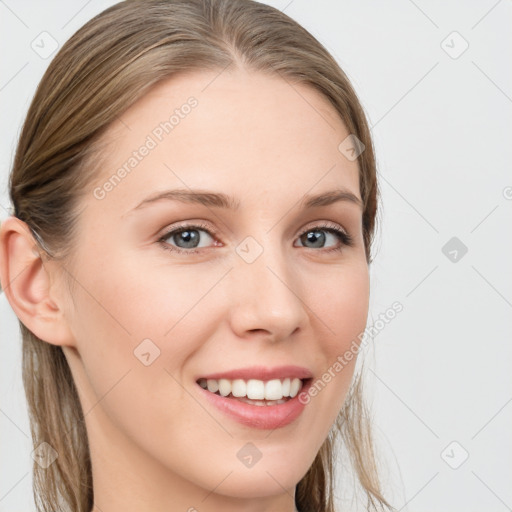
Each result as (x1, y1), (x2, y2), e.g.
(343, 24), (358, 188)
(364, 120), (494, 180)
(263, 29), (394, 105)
(207, 379), (219, 393)
(231, 379), (246, 397)
(282, 378), (291, 397)
(218, 378), (231, 397)
(237, 397), (288, 406)
(247, 379), (265, 399)
(198, 377), (305, 401)
(290, 377), (301, 398)
(265, 379), (283, 400)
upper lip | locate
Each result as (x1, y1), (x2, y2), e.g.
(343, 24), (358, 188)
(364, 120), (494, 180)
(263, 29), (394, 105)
(197, 365), (314, 382)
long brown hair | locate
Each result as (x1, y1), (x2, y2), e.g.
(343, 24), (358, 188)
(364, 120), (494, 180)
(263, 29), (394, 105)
(5, 1), (394, 511)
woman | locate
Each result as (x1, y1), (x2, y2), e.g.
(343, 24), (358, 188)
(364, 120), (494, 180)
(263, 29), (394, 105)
(0, 1), (395, 511)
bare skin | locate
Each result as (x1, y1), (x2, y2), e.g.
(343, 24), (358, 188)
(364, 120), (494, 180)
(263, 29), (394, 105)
(0, 67), (369, 512)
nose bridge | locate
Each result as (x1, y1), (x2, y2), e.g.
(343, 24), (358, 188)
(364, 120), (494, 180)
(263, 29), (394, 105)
(228, 234), (308, 340)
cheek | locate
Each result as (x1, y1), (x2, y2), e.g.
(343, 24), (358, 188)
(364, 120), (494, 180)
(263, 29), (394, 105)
(301, 261), (369, 425)
(67, 245), (225, 406)
(307, 259), (370, 351)
(65, 252), (215, 466)
(72, 242), (211, 344)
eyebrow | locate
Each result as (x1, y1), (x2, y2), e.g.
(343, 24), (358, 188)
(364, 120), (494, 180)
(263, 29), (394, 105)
(127, 187), (363, 215)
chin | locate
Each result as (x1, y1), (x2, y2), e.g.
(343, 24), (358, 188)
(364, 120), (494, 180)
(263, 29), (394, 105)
(204, 456), (308, 499)
(215, 471), (301, 499)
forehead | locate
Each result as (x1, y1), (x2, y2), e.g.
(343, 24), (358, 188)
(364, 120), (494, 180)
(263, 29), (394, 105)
(88, 68), (361, 215)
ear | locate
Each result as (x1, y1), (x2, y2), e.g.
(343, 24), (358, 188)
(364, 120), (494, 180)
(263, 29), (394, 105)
(0, 216), (75, 347)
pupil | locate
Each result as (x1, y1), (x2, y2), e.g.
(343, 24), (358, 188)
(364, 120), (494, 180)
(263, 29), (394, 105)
(176, 230), (199, 248)
(305, 230), (325, 248)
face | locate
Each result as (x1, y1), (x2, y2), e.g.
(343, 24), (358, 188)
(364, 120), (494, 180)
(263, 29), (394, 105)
(57, 68), (370, 509)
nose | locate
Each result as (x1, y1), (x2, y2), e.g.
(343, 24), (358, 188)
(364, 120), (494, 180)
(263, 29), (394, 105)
(227, 240), (309, 343)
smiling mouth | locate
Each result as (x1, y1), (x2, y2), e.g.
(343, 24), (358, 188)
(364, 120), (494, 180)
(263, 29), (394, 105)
(196, 377), (308, 406)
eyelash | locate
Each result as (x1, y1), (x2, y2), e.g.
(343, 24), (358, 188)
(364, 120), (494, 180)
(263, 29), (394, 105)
(157, 221), (354, 256)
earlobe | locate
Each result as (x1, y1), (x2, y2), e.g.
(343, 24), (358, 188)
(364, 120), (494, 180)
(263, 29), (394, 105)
(0, 216), (75, 347)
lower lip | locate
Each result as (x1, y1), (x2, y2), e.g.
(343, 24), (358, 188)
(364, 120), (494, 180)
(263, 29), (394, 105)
(197, 379), (312, 430)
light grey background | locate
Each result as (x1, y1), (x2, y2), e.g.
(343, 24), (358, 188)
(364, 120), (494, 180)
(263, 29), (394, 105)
(1, 1), (511, 511)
